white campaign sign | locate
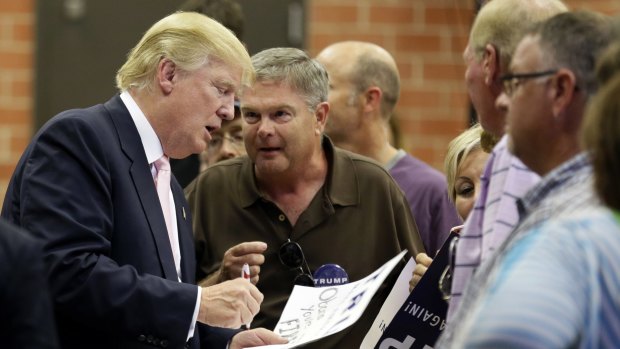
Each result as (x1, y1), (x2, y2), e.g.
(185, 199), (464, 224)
(246, 250), (407, 349)
(360, 257), (415, 349)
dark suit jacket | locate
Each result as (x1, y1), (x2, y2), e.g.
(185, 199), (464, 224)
(0, 219), (59, 349)
(1, 95), (234, 349)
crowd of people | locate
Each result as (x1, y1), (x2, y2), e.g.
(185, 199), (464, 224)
(2, 0), (620, 348)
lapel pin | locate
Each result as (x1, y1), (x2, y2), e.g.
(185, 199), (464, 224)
(182, 207), (186, 220)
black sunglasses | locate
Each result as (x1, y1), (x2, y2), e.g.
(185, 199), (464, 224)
(279, 239), (315, 287)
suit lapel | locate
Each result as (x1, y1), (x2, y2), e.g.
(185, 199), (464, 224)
(105, 95), (178, 281)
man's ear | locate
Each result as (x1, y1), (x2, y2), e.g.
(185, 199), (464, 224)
(482, 43), (500, 86)
(157, 59), (176, 95)
(314, 101), (329, 135)
(362, 87), (382, 114)
(549, 69), (578, 118)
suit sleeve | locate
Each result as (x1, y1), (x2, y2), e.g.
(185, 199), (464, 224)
(16, 117), (198, 348)
(0, 221), (59, 349)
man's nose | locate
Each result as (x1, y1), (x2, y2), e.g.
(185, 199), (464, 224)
(257, 118), (275, 138)
(217, 96), (236, 121)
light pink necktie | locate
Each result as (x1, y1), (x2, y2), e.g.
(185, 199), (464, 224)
(154, 155), (180, 275)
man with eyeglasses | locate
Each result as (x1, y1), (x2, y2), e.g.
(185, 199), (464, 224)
(185, 47), (425, 348)
(436, 10), (613, 347)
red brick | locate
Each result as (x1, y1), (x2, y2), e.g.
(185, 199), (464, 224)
(0, 108), (31, 124)
(419, 119), (466, 135)
(0, 163), (18, 179)
(13, 20), (34, 42)
(424, 62), (466, 81)
(369, 5), (415, 24)
(310, 4), (357, 23)
(452, 34), (469, 54)
(395, 33), (441, 52)
(0, 0), (33, 13)
(450, 91), (469, 110)
(309, 33), (385, 53)
(0, 52), (32, 69)
(399, 117), (420, 136)
(396, 61), (413, 81)
(564, 0), (620, 15)
(11, 78), (32, 98)
(399, 89), (443, 109)
(425, 7), (474, 26)
(10, 133), (30, 156)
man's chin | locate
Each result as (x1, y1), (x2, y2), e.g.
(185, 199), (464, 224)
(254, 159), (284, 175)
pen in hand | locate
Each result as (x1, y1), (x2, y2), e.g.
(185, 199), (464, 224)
(242, 263), (252, 329)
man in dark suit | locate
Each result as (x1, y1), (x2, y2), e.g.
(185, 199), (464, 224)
(0, 219), (59, 349)
(1, 12), (285, 349)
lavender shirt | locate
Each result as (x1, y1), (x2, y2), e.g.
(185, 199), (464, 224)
(388, 150), (462, 255)
(447, 135), (540, 320)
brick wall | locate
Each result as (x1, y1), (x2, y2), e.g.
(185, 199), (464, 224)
(0, 0), (32, 204)
(307, 0), (620, 173)
(308, 0), (474, 171)
(0, 0), (618, 204)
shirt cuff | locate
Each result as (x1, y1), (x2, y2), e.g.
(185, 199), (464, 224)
(187, 286), (201, 341)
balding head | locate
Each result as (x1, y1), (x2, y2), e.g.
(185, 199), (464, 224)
(316, 41), (400, 119)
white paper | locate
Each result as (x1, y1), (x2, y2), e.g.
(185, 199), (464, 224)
(359, 257), (415, 349)
(246, 250), (407, 349)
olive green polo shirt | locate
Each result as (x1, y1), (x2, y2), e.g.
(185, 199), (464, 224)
(186, 137), (424, 348)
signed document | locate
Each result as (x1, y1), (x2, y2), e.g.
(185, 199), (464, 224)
(246, 250), (407, 349)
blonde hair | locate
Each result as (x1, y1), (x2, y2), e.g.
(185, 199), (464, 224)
(444, 123), (485, 203)
(470, 0), (568, 72)
(116, 11), (253, 92)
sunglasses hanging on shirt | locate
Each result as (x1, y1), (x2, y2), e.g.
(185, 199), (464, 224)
(278, 239), (316, 287)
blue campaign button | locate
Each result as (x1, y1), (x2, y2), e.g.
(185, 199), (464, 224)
(313, 264), (349, 287)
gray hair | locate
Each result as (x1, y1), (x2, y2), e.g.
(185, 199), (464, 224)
(530, 11), (613, 97)
(249, 47), (329, 110)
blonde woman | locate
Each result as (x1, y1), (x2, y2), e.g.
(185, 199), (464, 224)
(410, 123), (490, 291)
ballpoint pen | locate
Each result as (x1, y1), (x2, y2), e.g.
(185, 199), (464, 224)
(242, 263), (252, 329)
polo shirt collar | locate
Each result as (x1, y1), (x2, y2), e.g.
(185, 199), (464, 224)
(237, 136), (359, 208)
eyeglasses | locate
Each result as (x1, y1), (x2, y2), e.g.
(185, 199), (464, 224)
(500, 69), (558, 97)
(207, 133), (244, 151)
(438, 236), (460, 301)
(278, 239), (315, 287)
